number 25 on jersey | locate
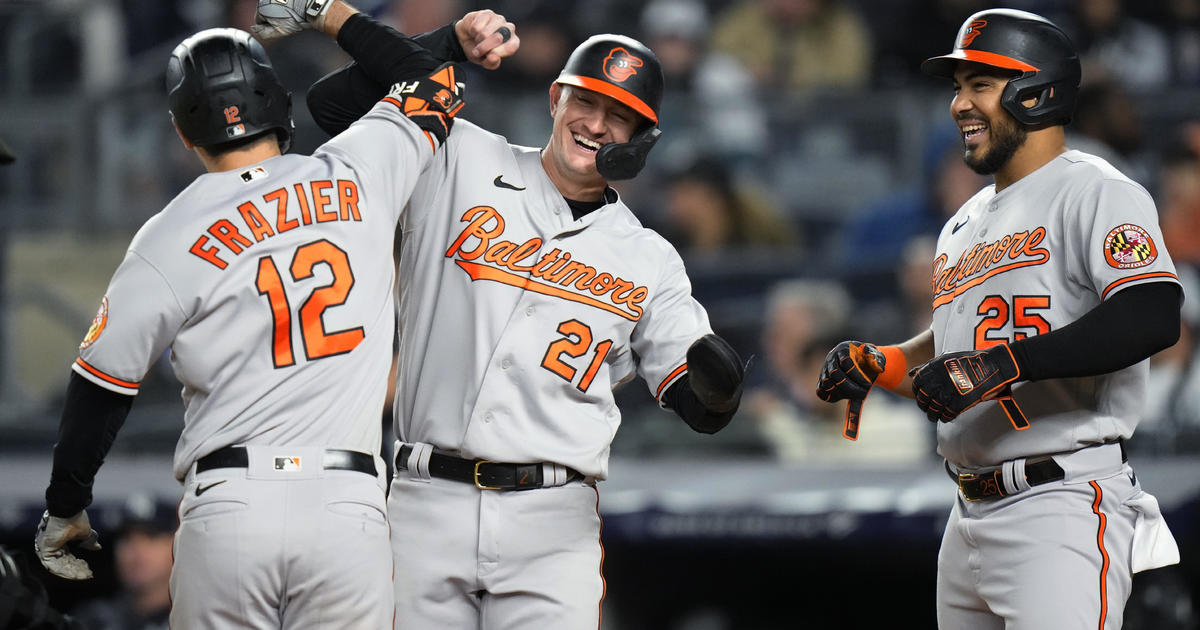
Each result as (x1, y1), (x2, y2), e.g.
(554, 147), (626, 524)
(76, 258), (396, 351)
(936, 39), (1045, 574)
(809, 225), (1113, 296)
(975, 295), (1050, 349)
(255, 239), (364, 368)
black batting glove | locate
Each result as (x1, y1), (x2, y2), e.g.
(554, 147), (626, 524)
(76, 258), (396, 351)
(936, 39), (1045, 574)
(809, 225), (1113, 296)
(816, 341), (885, 403)
(686, 334), (744, 414)
(910, 343), (1021, 423)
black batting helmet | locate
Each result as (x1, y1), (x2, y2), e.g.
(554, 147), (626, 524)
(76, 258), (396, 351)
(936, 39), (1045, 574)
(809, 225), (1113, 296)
(921, 9), (1080, 126)
(556, 34), (664, 180)
(556, 34), (664, 125)
(166, 28), (294, 153)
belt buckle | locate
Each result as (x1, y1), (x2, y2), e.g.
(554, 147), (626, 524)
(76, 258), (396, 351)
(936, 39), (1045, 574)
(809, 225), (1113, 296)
(474, 460), (501, 490)
(957, 473), (981, 502)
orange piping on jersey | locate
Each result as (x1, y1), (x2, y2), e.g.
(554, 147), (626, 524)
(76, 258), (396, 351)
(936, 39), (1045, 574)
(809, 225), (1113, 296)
(1089, 481), (1110, 630)
(1100, 272), (1178, 301)
(456, 260), (641, 321)
(593, 486), (606, 630)
(74, 358), (140, 391)
(656, 363), (687, 399)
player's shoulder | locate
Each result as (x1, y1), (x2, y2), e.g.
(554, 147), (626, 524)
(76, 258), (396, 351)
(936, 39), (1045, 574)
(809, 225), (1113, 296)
(1057, 150), (1147, 194)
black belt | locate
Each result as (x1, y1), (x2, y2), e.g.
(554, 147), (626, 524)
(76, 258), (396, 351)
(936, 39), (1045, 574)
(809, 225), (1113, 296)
(196, 446), (377, 476)
(948, 441), (1127, 502)
(395, 445), (581, 491)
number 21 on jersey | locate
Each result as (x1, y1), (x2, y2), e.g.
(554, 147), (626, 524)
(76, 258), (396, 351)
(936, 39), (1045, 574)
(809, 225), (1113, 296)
(255, 239), (364, 368)
(542, 319), (613, 393)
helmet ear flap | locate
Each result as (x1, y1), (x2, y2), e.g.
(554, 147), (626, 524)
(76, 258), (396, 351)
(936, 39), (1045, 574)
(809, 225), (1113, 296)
(595, 126), (661, 181)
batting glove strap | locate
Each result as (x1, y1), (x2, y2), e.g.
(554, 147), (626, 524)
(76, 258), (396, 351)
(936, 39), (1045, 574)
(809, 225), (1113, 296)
(911, 343), (1021, 423)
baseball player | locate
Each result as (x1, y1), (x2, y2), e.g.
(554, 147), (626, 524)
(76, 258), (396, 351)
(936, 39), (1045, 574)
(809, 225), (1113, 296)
(32, 9), (468, 627)
(817, 9), (1182, 629)
(259, 3), (746, 627)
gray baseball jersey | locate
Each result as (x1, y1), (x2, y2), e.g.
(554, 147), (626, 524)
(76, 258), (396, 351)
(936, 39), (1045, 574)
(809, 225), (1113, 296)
(931, 150), (1181, 630)
(387, 119), (711, 628)
(76, 101), (430, 480)
(74, 99), (436, 629)
(930, 150), (1180, 468)
(392, 120), (711, 479)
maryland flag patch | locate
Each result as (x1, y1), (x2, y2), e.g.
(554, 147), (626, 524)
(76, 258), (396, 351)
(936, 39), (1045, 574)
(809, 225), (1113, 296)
(79, 296), (108, 349)
(1104, 224), (1158, 269)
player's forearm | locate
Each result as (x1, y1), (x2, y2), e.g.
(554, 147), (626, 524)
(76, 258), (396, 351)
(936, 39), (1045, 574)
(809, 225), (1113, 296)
(317, 0), (359, 38)
(45, 372), (134, 517)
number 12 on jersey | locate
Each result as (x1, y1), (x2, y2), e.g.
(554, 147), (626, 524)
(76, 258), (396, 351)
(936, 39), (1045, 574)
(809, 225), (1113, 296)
(255, 239), (364, 368)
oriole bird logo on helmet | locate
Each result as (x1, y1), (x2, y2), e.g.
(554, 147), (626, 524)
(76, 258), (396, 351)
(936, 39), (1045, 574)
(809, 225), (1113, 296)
(603, 48), (644, 83)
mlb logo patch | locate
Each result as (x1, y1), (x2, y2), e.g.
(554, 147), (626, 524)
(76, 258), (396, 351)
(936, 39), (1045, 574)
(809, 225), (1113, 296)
(226, 123), (246, 139)
(274, 456), (302, 471)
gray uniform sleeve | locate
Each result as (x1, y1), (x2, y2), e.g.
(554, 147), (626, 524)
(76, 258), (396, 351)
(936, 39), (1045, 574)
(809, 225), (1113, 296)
(74, 251), (186, 394)
(313, 100), (440, 226)
(631, 243), (713, 404)
(1067, 178), (1179, 300)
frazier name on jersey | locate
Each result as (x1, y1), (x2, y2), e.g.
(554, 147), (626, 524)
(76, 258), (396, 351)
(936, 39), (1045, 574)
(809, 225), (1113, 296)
(189, 179), (362, 270)
(444, 205), (648, 321)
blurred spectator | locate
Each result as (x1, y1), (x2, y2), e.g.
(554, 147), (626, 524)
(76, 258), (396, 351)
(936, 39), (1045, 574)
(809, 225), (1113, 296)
(743, 279), (930, 463)
(838, 123), (987, 272)
(709, 0), (872, 92)
(1144, 265), (1200, 449)
(637, 0), (768, 164)
(659, 156), (797, 256)
(1158, 127), (1200, 266)
(1162, 0), (1200, 86)
(72, 495), (175, 630)
(855, 234), (937, 343)
(1066, 0), (1170, 89)
(1066, 79), (1147, 184)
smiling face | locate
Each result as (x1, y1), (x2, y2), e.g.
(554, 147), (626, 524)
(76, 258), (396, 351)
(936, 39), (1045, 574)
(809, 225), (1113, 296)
(542, 83), (642, 196)
(951, 62), (1029, 175)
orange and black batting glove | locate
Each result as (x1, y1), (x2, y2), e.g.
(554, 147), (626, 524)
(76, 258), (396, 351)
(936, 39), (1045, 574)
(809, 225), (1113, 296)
(910, 343), (1022, 424)
(816, 341), (899, 440)
(385, 62), (465, 148)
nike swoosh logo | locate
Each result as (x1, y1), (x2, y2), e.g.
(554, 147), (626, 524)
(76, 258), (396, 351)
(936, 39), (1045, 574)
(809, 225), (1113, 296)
(952, 218), (969, 234)
(195, 480), (227, 497)
(493, 175), (525, 191)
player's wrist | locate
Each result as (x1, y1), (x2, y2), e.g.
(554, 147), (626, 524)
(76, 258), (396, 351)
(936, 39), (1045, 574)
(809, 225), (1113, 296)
(874, 345), (908, 391)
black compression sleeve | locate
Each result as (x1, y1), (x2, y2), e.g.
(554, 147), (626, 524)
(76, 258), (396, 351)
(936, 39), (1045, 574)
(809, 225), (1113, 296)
(308, 16), (461, 137)
(662, 376), (735, 434)
(45, 372), (135, 517)
(1009, 281), (1181, 381)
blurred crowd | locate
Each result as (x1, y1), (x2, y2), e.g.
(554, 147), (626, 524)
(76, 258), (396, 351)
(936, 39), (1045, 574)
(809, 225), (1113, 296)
(0, 0), (1199, 469)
